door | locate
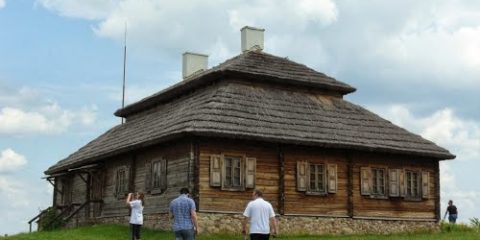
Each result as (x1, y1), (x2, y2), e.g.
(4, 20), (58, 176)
(90, 170), (104, 217)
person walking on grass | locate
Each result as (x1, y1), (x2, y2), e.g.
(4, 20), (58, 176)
(444, 200), (458, 224)
(126, 192), (145, 240)
(170, 188), (199, 240)
(242, 189), (278, 240)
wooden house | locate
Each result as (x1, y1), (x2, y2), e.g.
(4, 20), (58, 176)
(42, 27), (454, 234)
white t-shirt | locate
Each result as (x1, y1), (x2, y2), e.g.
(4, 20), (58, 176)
(129, 200), (144, 225)
(243, 198), (275, 234)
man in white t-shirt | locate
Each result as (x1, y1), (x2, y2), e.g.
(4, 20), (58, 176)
(242, 189), (278, 240)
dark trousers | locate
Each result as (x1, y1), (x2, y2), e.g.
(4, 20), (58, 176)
(250, 233), (270, 240)
(174, 229), (195, 240)
(130, 224), (141, 240)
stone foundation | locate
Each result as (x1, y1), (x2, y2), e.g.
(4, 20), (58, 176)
(96, 212), (439, 235)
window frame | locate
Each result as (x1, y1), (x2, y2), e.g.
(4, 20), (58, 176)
(221, 155), (245, 191)
(371, 168), (387, 197)
(150, 157), (167, 195)
(405, 170), (422, 200)
(307, 163), (327, 195)
(114, 166), (128, 199)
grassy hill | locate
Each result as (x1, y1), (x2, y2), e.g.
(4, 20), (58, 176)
(2, 224), (479, 240)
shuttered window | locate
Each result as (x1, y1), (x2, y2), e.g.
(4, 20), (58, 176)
(114, 166), (129, 198)
(309, 164), (326, 194)
(209, 154), (255, 191)
(405, 171), (421, 199)
(371, 168), (386, 196)
(224, 156), (242, 189)
(151, 158), (167, 193)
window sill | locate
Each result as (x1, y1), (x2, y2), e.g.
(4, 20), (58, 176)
(305, 191), (328, 196)
(221, 187), (245, 192)
(150, 189), (165, 195)
(367, 195), (389, 200)
(404, 197), (423, 202)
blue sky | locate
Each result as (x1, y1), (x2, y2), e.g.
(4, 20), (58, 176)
(0, 0), (479, 235)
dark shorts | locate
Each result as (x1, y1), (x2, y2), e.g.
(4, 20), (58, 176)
(130, 224), (141, 240)
(250, 233), (270, 240)
(174, 229), (195, 240)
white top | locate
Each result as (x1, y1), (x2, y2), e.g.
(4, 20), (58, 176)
(243, 198), (275, 234)
(129, 200), (144, 225)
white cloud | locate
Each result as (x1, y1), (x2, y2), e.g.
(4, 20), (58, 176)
(0, 149), (27, 172)
(371, 104), (480, 222)
(374, 105), (480, 162)
(0, 103), (98, 135)
(35, 0), (118, 20)
(0, 0), (5, 9)
(38, 0), (338, 59)
(0, 105), (73, 135)
(0, 176), (30, 207)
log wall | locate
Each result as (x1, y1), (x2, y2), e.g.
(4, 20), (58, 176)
(351, 152), (437, 219)
(198, 140), (280, 213)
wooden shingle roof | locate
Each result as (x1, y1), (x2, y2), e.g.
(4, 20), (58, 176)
(46, 51), (454, 174)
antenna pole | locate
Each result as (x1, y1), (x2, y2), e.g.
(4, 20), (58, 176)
(121, 22), (127, 124)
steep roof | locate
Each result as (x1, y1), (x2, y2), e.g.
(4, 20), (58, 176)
(46, 51), (454, 174)
(115, 51), (355, 117)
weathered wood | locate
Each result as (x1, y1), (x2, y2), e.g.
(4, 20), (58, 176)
(193, 140), (200, 211)
(434, 160), (440, 221)
(346, 153), (353, 217)
(198, 139), (279, 213)
(278, 144), (285, 215)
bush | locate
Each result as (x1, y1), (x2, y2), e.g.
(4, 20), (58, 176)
(38, 207), (65, 231)
(471, 217), (480, 230)
(440, 221), (473, 233)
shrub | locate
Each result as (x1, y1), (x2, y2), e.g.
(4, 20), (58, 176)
(471, 217), (480, 230)
(38, 207), (65, 231)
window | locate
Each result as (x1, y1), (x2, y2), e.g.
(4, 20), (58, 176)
(405, 171), (421, 199)
(115, 167), (129, 198)
(297, 161), (336, 195)
(209, 154), (256, 191)
(145, 158), (167, 194)
(371, 168), (386, 196)
(152, 158), (167, 191)
(223, 156), (242, 189)
(309, 164), (326, 193)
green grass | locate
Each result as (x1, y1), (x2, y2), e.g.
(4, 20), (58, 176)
(2, 224), (479, 240)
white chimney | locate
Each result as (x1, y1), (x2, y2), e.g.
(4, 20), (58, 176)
(241, 26), (265, 52)
(182, 52), (208, 79)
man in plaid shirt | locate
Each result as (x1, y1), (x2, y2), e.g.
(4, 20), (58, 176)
(170, 188), (199, 240)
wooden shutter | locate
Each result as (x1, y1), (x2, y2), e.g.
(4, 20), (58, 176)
(399, 169), (406, 197)
(389, 169), (400, 197)
(210, 155), (222, 187)
(245, 157), (256, 188)
(160, 158), (168, 191)
(114, 170), (119, 197)
(124, 166), (131, 194)
(327, 164), (337, 193)
(422, 171), (429, 199)
(360, 167), (371, 195)
(145, 160), (152, 192)
(297, 161), (308, 192)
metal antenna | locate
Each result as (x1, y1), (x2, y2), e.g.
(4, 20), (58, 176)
(121, 22), (127, 124)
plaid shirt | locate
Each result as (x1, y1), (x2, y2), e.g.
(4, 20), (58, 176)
(170, 194), (196, 231)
